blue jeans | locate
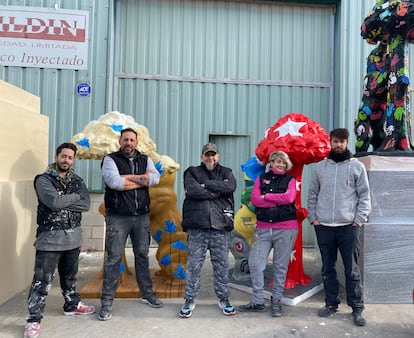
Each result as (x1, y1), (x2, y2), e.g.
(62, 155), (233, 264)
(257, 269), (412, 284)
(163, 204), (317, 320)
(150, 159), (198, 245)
(27, 248), (81, 322)
(314, 224), (364, 310)
(184, 229), (231, 301)
(248, 228), (297, 303)
(101, 214), (153, 306)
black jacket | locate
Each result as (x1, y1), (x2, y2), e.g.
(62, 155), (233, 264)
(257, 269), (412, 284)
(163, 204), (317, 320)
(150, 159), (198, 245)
(182, 163), (237, 232)
(34, 167), (89, 236)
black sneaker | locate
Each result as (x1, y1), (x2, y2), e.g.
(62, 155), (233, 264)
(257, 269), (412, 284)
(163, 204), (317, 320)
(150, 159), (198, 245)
(218, 298), (236, 316)
(238, 302), (266, 312)
(271, 299), (282, 317)
(318, 305), (338, 317)
(179, 299), (195, 318)
(141, 294), (163, 308)
(97, 306), (112, 321)
(352, 309), (366, 326)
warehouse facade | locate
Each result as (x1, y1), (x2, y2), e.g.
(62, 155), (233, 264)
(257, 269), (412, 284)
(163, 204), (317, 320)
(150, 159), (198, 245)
(1, 0), (381, 245)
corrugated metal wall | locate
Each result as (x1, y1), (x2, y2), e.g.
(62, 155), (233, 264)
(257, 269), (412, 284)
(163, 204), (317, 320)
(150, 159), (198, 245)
(114, 1), (335, 244)
(115, 0), (334, 143)
(0, 0), (402, 244)
(336, 1), (373, 133)
(0, 0), (111, 189)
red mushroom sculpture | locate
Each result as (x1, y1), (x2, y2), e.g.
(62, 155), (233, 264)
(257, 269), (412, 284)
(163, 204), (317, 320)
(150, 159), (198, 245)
(255, 112), (330, 288)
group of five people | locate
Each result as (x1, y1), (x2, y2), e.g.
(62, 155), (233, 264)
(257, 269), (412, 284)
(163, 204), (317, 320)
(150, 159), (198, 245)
(23, 127), (371, 338)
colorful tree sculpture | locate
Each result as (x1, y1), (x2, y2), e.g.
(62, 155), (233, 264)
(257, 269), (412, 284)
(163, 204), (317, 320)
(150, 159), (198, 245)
(255, 113), (330, 288)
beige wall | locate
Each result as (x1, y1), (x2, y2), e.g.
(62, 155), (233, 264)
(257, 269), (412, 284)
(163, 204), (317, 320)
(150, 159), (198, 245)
(0, 80), (48, 305)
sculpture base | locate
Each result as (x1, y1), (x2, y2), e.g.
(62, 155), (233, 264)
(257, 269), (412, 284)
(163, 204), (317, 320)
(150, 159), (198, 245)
(228, 265), (323, 306)
(80, 268), (185, 299)
(361, 222), (414, 303)
(228, 248), (324, 306)
(357, 155), (414, 304)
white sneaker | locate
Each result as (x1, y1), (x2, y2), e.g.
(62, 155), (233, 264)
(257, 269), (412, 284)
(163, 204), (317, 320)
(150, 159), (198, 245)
(24, 322), (40, 338)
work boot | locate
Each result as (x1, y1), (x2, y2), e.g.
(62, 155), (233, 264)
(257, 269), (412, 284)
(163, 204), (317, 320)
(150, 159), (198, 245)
(352, 309), (366, 326)
(318, 305), (338, 317)
(271, 298), (282, 317)
(98, 305), (112, 321)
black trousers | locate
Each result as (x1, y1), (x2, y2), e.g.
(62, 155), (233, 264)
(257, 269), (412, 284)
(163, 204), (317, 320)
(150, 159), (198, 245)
(314, 224), (364, 311)
(26, 247), (81, 322)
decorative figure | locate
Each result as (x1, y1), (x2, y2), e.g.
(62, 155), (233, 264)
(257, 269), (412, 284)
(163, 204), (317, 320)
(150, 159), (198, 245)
(71, 111), (187, 287)
(355, 0), (414, 152)
(231, 113), (330, 288)
(230, 157), (264, 282)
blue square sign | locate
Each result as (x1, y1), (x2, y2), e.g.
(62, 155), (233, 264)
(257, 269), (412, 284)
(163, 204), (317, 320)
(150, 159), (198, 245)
(77, 82), (91, 97)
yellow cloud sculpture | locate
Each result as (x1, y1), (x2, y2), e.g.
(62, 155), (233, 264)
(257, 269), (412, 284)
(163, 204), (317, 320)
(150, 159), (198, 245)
(71, 111), (179, 173)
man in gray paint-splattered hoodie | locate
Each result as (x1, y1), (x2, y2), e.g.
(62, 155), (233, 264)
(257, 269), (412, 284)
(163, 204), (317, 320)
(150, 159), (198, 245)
(24, 143), (95, 338)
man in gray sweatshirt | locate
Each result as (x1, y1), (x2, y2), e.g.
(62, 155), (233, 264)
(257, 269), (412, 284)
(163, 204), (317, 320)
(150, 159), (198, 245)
(307, 128), (371, 327)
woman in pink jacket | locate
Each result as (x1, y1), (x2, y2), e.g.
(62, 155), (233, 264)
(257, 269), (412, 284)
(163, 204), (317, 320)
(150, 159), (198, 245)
(238, 151), (298, 317)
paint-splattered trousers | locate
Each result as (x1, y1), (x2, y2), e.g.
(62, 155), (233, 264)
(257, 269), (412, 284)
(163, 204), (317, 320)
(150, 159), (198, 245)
(184, 229), (231, 301)
(26, 248), (81, 323)
(101, 214), (154, 307)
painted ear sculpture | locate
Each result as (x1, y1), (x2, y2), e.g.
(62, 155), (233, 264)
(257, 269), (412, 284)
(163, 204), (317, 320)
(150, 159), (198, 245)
(356, 0), (414, 152)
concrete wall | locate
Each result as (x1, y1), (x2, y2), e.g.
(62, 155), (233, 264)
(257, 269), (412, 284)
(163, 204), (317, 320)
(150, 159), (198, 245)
(81, 193), (105, 251)
(0, 80), (49, 305)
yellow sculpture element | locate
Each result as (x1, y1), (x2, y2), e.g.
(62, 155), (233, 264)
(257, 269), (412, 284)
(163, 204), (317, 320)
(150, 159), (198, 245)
(71, 111), (186, 285)
(230, 158), (263, 281)
(149, 172), (187, 283)
(233, 204), (256, 246)
(230, 203), (257, 282)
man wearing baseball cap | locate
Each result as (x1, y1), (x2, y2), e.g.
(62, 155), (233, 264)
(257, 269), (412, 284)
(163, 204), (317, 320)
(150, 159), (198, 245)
(179, 143), (237, 318)
(201, 143), (218, 155)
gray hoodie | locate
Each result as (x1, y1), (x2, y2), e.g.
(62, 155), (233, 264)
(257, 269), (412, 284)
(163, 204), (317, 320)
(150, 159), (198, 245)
(307, 157), (371, 227)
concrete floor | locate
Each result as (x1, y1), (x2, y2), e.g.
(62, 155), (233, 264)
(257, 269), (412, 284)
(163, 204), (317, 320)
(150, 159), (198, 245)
(0, 248), (413, 338)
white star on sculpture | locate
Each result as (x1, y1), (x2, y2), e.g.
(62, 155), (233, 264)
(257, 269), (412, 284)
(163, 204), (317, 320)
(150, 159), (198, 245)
(273, 118), (306, 140)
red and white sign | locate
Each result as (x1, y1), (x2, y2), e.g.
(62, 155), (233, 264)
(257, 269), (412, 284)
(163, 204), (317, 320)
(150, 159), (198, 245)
(0, 6), (89, 70)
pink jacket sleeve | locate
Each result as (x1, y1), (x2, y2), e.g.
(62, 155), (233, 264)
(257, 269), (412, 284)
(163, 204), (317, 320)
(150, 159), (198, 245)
(251, 176), (297, 208)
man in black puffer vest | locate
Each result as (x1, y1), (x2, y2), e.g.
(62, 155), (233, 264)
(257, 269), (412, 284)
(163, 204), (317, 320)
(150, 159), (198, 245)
(24, 143), (95, 338)
(98, 128), (162, 321)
